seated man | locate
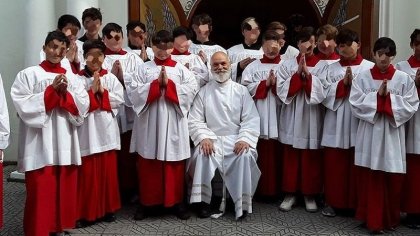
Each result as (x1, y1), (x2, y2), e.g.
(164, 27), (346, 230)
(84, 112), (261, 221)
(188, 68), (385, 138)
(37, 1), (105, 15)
(187, 51), (261, 220)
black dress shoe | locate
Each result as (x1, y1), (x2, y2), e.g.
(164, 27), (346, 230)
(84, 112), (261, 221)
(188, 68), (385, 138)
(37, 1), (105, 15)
(102, 213), (116, 222)
(75, 219), (94, 228)
(175, 204), (191, 220)
(238, 211), (248, 220)
(197, 202), (211, 218)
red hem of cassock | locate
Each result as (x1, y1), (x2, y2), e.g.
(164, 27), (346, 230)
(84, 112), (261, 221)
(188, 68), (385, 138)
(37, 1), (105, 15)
(401, 154), (420, 213)
(24, 165), (78, 236)
(77, 151), (121, 221)
(355, 166), (403, 231)
(117, 131), (138, 191)
(281, 145), (323, 195)
(323, 147), (356, 209)
(137, 156), (185, 207)
(256, 139), (282, 196)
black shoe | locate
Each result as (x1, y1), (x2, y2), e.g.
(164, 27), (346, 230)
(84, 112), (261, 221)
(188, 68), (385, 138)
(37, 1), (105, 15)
(75, 219), (94, 228)
(238, 211), (248, 220)
(197, 202), (211, 218)
(102, 213), (116, 223)
(134, 205), (148, 221)
(175, 204), (191, 220)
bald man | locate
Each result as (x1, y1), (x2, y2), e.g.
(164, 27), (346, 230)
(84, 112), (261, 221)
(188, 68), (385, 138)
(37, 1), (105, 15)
(187, 52), (261, 220)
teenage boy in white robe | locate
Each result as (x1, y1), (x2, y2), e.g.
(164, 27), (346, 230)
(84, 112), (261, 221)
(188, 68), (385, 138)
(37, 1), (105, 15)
(277, 27), (328, 213)
(125, 21), (154, 62)
(188, 51), (261, 219)
(395, 28), (420, 229)
(349, 37), (418, 234)
(321, 29), (374, 217)
(11, 31), (89, 236)
(266, 21), (299, 61)
(0, 73), (10, 229)
(171, 26), (209, 87)
(315, 24), (340, 65)
(241, 30), (283, 199)
(75, 39), (124, 228)
(126, 30), (198, 220)
(101, 23), (144, 202)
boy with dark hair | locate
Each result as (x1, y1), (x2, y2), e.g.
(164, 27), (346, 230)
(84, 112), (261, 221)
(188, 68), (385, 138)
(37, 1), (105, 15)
(11, 31), (89, 236)
(125, 20), (154, 62)
(349, 37), (419, 233)
(126, 30), (198, 220)
(321, 28), (374, 217)
(396, 29), (420, 229)
(75, 39), (124, 227)
(172, 26), (208, 87)
(79, 7), (102, 42)
(277, 27), (328, 213)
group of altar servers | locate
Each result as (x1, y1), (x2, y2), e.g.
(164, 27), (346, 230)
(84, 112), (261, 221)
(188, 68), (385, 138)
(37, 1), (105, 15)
(0, 7), (420, 235)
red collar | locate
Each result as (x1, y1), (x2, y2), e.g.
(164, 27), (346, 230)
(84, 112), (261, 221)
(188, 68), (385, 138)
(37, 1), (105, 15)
(171, 48), (191, 55)
(339, 54), (364, 66)
(154, 56), (177, 67)
(39, 60), (66, 74)
(296, 54), (320, 67)
(260, 54), (281, 64)
(104, 48), (127, 55)
(408, 55), (420, 68)
(370, 65), (396, 80)
(316, 51), (340, 60)
(78, 68), (108, 77)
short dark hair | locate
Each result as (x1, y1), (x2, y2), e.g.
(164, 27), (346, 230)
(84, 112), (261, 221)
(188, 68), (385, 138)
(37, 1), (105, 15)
(126, 21), (146, 33)
(57, 14), (81, 30)
(102, 23), (123, 38)
(296, 26), (315, 43)
(410, 29), (420, 46)
(82, 7), (102, 23)
(262, 30), (281, 42)
(241, 17), (259, 32)
(336, 28), (360, 45)
(44, 31), (70, 47)
(152, 30), (173, 45)
(173, 26), (192, 40)
(373, 37), (396, 56)
(192, 13), (212, 27)
(83, 39), (106, 56)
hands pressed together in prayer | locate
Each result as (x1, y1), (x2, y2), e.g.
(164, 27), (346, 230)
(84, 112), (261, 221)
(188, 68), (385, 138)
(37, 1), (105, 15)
(158, 66), (168, 87)
(198, 50), (207, 64)
(297, 55), (310, 83)
(91, 71), (105, 94)
(378, 79), (388, 97)
(66, 42), (79, 64)
(200, 139), (250, 156)
(111, 60), (123, 82)
(52, 74), (68, 95)
(343, 66), (353, 86)
(266, 69), (277, 87)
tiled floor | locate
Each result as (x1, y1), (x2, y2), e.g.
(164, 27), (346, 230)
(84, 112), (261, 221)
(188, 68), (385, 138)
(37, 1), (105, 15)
(1, 165), (419, 236)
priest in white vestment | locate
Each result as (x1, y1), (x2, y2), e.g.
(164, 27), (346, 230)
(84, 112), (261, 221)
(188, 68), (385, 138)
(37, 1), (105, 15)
(396, 29), (420, 229)
(241, 30), (283, 199)
(349, 37), (418, 233)
(11, 31), (89, 236)
(126, 30), (198, 220)
(0, 73), (9, 229)
(187, 51), (261, 219)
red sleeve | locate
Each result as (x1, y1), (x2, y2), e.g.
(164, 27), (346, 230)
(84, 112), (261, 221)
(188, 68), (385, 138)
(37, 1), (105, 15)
(377, 93), (385, 113)
(253, 81), (269, 99)
(44, 85), (60, 112)
(165, 79), (179, 104)
(70, 61), (80, 74)
(287, 73), (304, 97)
(88, 89), (100, 112)
(100, 89), (112, 112)
(146, 79), (161, 104)
(383, 93), (393, 118)
(304, 74), (312, 97)
(335, 80), (350, 98)
(59, 91), (79, 115)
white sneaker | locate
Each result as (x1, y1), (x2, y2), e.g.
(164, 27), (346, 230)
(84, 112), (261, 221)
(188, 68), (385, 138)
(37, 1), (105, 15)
(304, 196), (318, 212)
(279, 195), (296, 211)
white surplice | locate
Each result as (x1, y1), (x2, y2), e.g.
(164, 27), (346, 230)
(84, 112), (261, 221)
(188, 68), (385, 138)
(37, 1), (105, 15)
(77, 72), (125, 156)
(124, 46), (155, 61)
(276, 57), (329, 149)
(11, 65), (89, 172)
(126, 60), (198, 161)
(241, 59), (283, 139)
(172, 53), (209, 87)
(281, 45), (300, 61)
(189, 42), (226, 66)
(227, 44), (264, 83)
(322, 59), (374, 148)
(187, 79), (261, 219)
(349, 68), (419, 173)
(102, 52), (143, 133)
(0, 74), (10, 151)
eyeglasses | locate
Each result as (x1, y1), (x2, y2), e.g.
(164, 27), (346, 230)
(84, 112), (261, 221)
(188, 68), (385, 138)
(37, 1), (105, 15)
(105, 33), (122, 41)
